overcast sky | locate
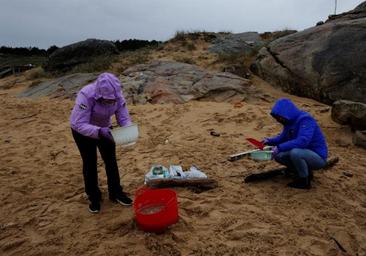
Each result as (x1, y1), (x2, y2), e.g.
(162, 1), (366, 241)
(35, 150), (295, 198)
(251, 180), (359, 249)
(0, 0), (363, 49)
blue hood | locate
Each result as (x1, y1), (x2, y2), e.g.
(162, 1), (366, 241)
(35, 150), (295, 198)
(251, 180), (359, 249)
(270, 98), (302, 122)
(266, 98), (328, 160)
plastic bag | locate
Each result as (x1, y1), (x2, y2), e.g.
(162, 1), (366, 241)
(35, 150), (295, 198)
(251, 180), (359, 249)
(169, 165), (185, 178)
(144, 165), (170, 183)
(184, 166), (207, 178)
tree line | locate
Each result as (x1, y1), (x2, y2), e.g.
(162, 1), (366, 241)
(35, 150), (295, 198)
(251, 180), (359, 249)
(0, 45), (58, 56)
(0, 39), (162, 56)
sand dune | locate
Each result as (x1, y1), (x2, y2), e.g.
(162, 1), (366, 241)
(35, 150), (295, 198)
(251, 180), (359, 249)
(0, 80), (365, 255)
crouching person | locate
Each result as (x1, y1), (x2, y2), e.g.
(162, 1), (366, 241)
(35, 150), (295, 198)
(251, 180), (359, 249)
(70, 72), (133, 213)
(263, 98), (328, 189)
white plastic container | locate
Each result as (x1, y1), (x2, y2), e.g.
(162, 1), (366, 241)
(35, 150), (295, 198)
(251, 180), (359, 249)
(250, 150), (273, 161)
(111, 123), (139, 146)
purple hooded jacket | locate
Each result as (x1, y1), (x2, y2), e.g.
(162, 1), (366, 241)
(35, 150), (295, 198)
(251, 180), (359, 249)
(70, 73), (131, 139)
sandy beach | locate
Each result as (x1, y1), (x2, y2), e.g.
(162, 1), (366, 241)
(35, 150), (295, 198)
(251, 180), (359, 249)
(0, 78), (365, 256)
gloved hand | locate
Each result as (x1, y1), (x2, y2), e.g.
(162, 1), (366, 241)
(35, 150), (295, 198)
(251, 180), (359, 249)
(262, 138), (269, 145)
(271, 146), (279, 159)
(99, 127), (114, 142)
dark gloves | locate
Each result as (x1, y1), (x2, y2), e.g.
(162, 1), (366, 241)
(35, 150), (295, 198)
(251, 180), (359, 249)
(99, 127), (114, 142)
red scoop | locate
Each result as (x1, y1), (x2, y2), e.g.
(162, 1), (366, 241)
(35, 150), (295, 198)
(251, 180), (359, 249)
(246, 138), (265, 150)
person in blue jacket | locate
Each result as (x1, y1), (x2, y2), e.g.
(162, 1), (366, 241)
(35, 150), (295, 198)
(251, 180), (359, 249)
(263, 98), (328, 189)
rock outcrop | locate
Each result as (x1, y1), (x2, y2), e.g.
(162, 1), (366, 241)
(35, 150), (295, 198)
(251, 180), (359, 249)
(18, 73), (97, 98)
(353, 130), (366, 148)
(331, 100), (366, 130)
(121, 60), (257, 104)
(252, 2), (366, 104)
(332, 100), (366, 149)
(19, 61), (259, 104)
(208, 32), (264, 56)
(43, 39), (118, 72)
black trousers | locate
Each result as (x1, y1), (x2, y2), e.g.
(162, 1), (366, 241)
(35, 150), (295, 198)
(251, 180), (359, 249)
(72, 129), (123, 202)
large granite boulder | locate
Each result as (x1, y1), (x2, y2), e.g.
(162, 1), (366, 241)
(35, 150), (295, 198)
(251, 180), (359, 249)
(353, 130), (366, 149)
(120, 60), (257, 104)
(252, 2), (366, 104)
(332, 100), (366, 149)
(208, 32), (264, 56)
(331, 100), (366, 130)
(43, 39), (118, 72)
(18, 73), (97, 98)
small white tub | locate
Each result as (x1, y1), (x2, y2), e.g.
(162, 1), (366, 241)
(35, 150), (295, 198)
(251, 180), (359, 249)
(111, 123), (139, 146)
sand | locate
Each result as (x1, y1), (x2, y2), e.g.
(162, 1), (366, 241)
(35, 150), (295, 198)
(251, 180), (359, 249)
(0, 79), (366, 256)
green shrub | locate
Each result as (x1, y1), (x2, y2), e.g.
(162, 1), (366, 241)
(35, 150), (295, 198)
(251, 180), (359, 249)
(70, 55), (115, 73)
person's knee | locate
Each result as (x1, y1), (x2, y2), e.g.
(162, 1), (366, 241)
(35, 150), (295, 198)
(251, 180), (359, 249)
(273, 153), (282, 162)
(289, 148), (303, 160)
(274, 152), (287, 163)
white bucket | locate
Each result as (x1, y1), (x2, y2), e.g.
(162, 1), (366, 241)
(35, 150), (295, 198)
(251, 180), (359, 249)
(111, 123), (139, 146)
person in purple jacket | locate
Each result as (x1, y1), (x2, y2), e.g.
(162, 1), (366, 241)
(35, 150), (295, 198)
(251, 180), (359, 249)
(70, 72), (132, 213)
(263, 98), (328, 190)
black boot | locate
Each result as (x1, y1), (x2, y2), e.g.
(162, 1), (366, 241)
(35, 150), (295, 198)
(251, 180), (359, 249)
(283, 168), (296, 178)
(309, 170), (314, 181)
(287, 177), (311, 190)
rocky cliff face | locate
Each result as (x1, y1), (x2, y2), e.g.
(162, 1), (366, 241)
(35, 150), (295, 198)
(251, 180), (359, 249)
(252, 1), (366, 104)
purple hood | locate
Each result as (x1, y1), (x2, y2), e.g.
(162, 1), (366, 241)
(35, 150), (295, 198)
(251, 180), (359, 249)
(70, 72), (131, 139)
(94, 73), (121, 100)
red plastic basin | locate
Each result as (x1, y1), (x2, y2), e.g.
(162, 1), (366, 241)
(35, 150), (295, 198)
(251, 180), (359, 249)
(133, 187), (179, 233)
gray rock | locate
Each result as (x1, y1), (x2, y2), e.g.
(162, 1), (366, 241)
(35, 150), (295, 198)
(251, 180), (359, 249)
(331, 100), (366, 130)
(43, 39), (118, 72)
(209, 32), (264, 56)
(253, 2), (366, 104)
(18, 61), (258, 104)
(120, 60), (257, 104)
(327, 1), (366, 22)
(18, 73), (97, 98)
(353, 130), (366, 149)
(316, 21), (324, 26)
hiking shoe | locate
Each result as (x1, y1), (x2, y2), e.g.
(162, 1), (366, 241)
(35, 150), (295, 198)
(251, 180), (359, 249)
(88, 201), (101, 213)
(309, 171), (314, 181)
(110, 192), (133, 206)
(287, 177), (311, 190)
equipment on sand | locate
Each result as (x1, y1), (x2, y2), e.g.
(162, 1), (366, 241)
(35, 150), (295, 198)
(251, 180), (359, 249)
(134, 187), (178, 233)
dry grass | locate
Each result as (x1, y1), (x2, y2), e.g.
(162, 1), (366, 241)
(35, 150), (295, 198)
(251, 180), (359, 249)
(111, 35), (256, 78)
(171, 30), (217, 43)
(111, 48), (154, 73)
(24, 67), (49, 80)
(260, 29), (297, 42)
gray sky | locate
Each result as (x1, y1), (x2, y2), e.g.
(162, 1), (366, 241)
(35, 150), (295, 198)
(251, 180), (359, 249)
(0, 0), (363, 49)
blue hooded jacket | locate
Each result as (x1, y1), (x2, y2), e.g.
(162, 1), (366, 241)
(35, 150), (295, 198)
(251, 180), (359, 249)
(266, 98), (328, 159)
